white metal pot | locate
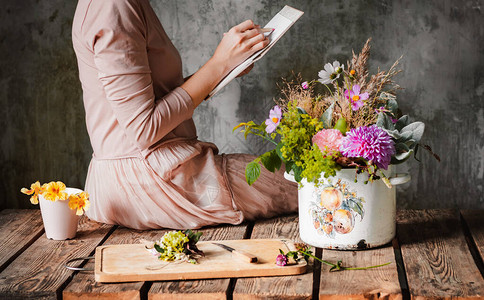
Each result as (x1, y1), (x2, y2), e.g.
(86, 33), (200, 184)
(38, 187), (82, 240)
(285, 166), (410, 250)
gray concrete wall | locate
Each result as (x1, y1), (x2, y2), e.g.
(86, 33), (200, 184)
(1, 0), (483, 210)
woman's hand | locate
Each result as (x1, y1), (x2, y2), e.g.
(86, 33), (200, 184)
(212, 20), (269, 76)
(181, 20), (268, 107)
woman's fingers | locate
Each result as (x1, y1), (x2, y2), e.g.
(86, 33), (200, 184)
(246, 32), (268, 51)
(233, 19), (255, 32)
(242, 28), (262, 39)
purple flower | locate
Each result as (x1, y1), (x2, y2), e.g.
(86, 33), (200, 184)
(276, 254), (288, 266)
(301, 81), (309, 89)
(265, 105), (282, 133)
(339, 125), (395, 169)
(344, 84), (369, 111)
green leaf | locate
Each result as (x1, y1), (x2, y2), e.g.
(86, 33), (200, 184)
(386, 129), (402, 140)
(391, 143), (413, 164)
(292, 165), (303, 182)
(401, 122), (425, 143)
(232, 122), (246, 132)
(376, 112), (395, 130)
(297, 107), (308, 115)
(395, 115), (409, 131)
(386, 97), (399, 114)
(333, 117), (347, 134)
(285, 160), (294, 173)
(244, 128), (252, 139)
(395, 150), (413, 161)
(245, 161), (261, 186)
(184, 229), (203, 244)
(320, 102), (334, 129)
(154, 244), (164, 253)
(399, 130), (413, 141)
(275, 142), (284, 160)
(260, 150), (282, 172)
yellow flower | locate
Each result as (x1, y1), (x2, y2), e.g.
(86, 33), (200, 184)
(20, 181), (44, 204)
(42, 181), (68, 202)
(68, 192), (90, 216)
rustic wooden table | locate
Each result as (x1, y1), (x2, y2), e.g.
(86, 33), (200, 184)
(0, 209), (483, 299)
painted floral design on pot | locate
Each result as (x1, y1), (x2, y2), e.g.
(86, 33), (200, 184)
(309, 179), (365, 238)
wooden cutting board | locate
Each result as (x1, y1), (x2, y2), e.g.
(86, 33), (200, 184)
(95, 238), (307, 283)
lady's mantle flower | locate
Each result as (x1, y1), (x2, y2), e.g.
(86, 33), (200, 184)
(21, 181), (44, 204)
(156, 231), (190, 261)
(340, 125), (395, 169)
(276, 254), (288, 266)
(265, 105), (282, 133)
(312, 129), (344, 155)
(68, 191), (90, 216)
(344, 84), (368, 111)
(42, 181), (68, 202)
(301, 81), (309, 89)
(318, 61), (344, 84)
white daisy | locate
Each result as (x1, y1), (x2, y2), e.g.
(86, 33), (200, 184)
(318, 61), (344, 84)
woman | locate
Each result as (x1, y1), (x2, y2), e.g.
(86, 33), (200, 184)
(72, 0), (297, 229)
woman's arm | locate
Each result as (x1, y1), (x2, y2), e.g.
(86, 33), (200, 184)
(82, 1), (267, 150)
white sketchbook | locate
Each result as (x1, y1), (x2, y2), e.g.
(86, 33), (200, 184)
(207, 5), (304, 99)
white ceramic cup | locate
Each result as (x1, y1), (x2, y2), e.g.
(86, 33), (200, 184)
(38, 187), (82, 240)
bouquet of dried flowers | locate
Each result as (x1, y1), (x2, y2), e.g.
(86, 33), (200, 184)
(234, 38), (439, 187)
(21, 181), (90, 215)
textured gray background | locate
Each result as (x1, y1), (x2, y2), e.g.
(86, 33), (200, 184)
(0, 0), (483, 210)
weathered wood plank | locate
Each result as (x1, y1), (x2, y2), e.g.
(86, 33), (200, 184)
(0, 216), (112, 300)
(397, 209), (484, 299)
(233, 214), (314, 300)
(63, 227), (169, 300)
(0, 209), (44, 272)
(319, 242), (401, 299)
(148, 224), (249, 300)
(461, 210), (484, 264)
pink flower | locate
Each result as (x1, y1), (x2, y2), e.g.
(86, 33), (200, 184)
(344, 84), (369, 111)
(276, 254), (288, 266)
(340, 125), (395, 169)
(265, 105), (282, 133)
(301, 81), (309, 89)
(312, 129), (344, 155)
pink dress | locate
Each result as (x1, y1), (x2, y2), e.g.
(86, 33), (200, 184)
(72, 0), (297, 229)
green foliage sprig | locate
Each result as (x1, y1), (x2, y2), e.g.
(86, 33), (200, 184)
(277, 244), (391, 272)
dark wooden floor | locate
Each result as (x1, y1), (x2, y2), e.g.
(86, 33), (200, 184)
(0, 209), (483, 299)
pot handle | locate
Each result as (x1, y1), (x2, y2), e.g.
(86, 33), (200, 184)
(389, 173), (411, 186)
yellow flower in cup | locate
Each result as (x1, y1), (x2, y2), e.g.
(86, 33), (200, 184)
(20, 181), (44, 204)
(68, 192), (90, 216)
(42, 181), (68, 202)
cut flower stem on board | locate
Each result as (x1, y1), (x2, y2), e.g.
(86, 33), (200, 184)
(277, 243), (391, 272)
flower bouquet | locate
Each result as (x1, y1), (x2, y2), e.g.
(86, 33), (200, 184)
(234, 39), (439, 249)
(21, 181), (90, 240)
(234, 38), (438, 187)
